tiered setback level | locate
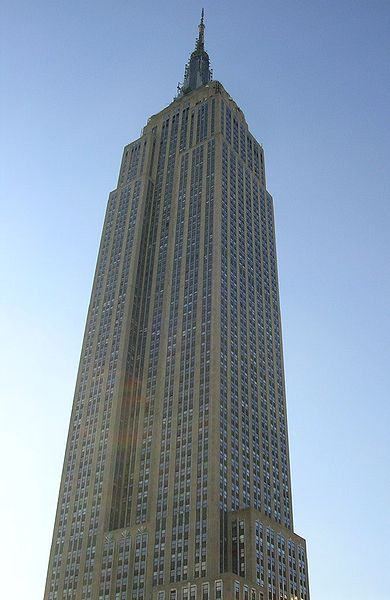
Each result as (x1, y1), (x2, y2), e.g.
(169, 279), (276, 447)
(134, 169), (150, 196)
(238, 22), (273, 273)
(45, 81), (309, 600)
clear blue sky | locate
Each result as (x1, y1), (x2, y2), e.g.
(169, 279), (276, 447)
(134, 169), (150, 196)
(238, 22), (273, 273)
(1, 1), (389, 599)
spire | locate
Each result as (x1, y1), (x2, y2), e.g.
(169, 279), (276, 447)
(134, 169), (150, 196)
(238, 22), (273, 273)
(177, 9), (212, 97)
(196, 9), (205, 51)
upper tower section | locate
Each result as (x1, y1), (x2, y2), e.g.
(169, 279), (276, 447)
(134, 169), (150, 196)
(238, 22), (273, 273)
(177, 9), (212, 97)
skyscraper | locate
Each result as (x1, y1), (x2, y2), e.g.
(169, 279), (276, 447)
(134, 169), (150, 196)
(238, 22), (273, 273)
(45, 12), (310, 600)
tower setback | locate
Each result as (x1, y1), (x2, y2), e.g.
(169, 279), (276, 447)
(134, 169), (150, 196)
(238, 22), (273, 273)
(45, 13), (310, 600)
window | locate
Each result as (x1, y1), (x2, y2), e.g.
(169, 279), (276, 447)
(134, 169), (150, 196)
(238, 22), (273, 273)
(234, 581), (240, 600)
(215, 580), (223, 600)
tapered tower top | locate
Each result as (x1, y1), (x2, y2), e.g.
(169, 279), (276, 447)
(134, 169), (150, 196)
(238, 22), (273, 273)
(177, 9), (212, 97)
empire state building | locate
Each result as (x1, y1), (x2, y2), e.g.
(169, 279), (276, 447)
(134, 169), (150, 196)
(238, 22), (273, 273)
(45, 12), (310, 600)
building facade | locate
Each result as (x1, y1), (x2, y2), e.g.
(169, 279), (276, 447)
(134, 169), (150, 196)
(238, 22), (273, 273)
(45, 13), (310, 600)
